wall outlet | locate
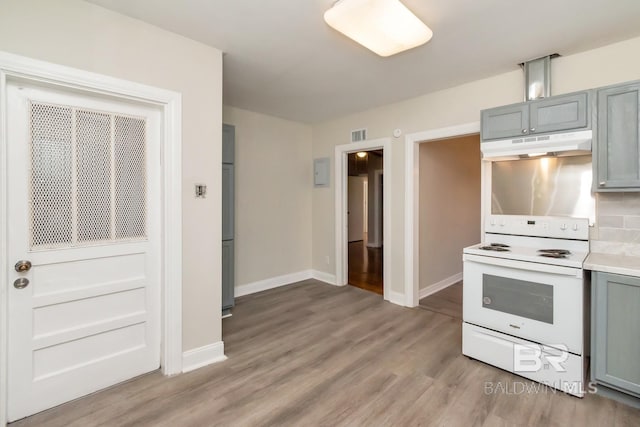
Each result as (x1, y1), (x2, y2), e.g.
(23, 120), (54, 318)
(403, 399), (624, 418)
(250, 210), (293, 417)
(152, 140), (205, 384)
(325, 255), (330, 265)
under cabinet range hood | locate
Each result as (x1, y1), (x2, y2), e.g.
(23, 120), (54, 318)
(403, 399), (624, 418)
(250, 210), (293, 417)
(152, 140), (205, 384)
(481, 129), (592, 160)
(481, 55), (593, 160)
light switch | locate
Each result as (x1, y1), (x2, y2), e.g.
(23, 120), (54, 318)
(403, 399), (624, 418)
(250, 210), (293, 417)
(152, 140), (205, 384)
(195, 184), (207, 198)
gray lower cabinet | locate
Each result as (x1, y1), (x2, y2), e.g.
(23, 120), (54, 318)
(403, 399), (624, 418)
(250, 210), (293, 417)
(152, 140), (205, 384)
(591, 271), (640, 398)
(594, 81), (640, 191)
(222, 240), (234, 313)
(481, 91), (589, 140)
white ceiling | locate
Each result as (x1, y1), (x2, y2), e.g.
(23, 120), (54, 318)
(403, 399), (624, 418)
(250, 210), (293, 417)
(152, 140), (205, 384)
(87, 0), (640, 123)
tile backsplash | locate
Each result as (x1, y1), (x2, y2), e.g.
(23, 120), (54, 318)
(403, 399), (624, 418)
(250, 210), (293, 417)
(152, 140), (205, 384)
(591, 192), (640, 255)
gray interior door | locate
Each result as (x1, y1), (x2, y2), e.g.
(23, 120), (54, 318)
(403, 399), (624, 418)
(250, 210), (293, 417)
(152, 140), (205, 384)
(222, 124), (235, 313)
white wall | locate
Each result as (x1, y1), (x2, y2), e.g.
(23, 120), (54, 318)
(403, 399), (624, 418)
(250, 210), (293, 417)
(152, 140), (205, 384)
(419, 135), (481, 290)
(311, 36), (640, 298)
(223, 106), (312, 286)
(0, 0), (223, 351)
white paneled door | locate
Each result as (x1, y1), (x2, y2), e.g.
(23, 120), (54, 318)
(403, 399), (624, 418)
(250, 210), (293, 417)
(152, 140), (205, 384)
(6, 83), (161, 421)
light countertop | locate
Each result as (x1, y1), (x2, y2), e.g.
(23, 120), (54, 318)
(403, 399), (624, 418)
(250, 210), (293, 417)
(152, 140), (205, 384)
(584, 252), (640, 278)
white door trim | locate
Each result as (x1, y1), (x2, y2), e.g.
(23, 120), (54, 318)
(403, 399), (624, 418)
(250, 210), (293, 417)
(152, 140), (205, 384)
(0, 51), (182, 425)
(403, 122), (481, 307)
(334, 138), (391, 301)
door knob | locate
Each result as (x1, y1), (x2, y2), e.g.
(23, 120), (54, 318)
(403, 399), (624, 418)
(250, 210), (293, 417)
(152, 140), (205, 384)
(14, 260), (32, 273)
(13, 278), (29, 289)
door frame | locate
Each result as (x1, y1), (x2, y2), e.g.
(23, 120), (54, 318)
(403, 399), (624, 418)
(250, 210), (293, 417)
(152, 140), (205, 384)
(403, 122), (482, 307)
(335, 138), (391, 300)
(0, 51), (183, 425)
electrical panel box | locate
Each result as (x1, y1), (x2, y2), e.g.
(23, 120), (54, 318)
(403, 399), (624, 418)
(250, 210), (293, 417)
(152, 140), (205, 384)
(314, 157), (330, 187)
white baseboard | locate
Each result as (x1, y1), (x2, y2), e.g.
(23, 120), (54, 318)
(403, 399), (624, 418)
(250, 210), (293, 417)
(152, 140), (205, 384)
(312, 270), (336, 285)
(386, 290), (406, 307)
(235, 270), (313, 297)
(419, 272), (462, 300)
(182, 341), (227, 373)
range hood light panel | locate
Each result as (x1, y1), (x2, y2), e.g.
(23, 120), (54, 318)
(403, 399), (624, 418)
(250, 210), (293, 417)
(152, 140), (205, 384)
(481, 130), (592, 160)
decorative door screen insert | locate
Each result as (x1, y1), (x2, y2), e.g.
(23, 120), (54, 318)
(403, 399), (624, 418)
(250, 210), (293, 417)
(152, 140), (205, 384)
(29, 101), (147, 249)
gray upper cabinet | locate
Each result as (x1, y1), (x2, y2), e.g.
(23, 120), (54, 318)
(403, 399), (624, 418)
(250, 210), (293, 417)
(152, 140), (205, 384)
(592, 271), (640, 398)
(481, 104), (529, 140)
(222, 164), (234, 241)
(530, 93), (588, 134)
(481, 92), (589, 140)
(594, 81), (640, 191)
(222, 124), (235, 164)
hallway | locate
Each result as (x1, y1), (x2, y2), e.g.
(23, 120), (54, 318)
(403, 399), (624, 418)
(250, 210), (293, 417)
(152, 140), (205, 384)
(348, 235), (383, 295)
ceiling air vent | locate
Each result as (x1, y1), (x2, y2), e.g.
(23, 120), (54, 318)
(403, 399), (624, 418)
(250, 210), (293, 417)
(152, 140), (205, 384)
(351, 128), (367, 142)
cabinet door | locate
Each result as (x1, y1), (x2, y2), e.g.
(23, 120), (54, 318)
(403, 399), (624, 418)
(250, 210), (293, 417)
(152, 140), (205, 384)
(222, 123), (235, 164)
(592, 272), (640, 397)
(222, 240), (234, 311)
(222, 164), (234, 240)
(595, 83), (640, 190)
(481, 104), (529, 140)
(530, 92), (589, 135)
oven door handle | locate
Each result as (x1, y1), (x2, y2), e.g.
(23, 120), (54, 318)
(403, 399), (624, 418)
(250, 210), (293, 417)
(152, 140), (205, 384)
(463, 253), (582, 277)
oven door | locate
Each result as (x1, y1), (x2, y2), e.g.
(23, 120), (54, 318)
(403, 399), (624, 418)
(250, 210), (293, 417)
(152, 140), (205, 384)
(463, 253), (584, 354)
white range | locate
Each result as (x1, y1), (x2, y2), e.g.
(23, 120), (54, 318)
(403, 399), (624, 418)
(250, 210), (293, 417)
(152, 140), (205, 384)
(462, 215), (590, 397)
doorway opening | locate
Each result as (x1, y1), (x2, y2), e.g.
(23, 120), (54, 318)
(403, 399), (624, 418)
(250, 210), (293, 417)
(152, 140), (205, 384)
(415, 134), (481, 316)
(334, 137), (390, 302)
(347, 150), (383, 295)
(404, 122), (481, 307)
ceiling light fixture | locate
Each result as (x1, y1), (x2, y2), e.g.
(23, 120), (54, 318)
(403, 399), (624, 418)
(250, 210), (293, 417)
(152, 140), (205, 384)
(324, 0), (433, 57)
(356, 151), (368, 158)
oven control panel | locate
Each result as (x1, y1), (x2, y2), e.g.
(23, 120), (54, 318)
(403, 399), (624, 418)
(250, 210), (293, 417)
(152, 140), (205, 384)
(485, 215), (589, 240)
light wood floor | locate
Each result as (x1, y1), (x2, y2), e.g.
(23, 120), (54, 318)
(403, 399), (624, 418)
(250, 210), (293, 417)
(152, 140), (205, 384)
(419, 281), (463, 320)
(13, 280), (640, 426)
